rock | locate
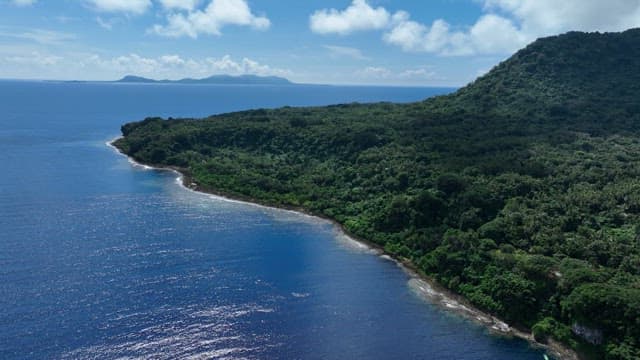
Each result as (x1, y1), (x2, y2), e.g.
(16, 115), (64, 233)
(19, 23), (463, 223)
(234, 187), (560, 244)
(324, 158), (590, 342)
(572, 322), (603, 345)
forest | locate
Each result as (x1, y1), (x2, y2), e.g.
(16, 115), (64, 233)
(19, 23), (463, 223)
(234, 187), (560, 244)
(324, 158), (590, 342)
(114, 29), (640, 359)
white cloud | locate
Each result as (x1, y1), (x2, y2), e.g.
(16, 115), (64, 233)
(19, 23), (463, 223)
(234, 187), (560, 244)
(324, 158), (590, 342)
(11, 0), (36, 6)
(483, 0), (640, 34)
(386, 0), (640, 55)
(323, 45), (369, 60)
(384, 12), (528, 56)
(399, 68), (436, 79)
(0, 40), (292, 80)
(204, 55), (291, 76)
(356, 66), (391, 79)
(159, 54), (185, 66)
(469, 14), (528, 54)
(355, 65), (441, 84)
(151, 0), (270, 38)
(87, 0), (152, 14)
(158, 0), (199, 11)
(312, 0), (640, 56)
(310, 0), (390, 35)
(88, 53), (290, 79)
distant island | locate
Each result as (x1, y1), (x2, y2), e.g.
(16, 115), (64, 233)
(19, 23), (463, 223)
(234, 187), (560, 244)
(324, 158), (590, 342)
(115, 74), (293, 85)
(114, 29), (640, 360)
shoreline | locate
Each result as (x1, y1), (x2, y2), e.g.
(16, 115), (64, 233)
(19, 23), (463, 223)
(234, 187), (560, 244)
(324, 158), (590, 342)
(107, 137), (580, 360)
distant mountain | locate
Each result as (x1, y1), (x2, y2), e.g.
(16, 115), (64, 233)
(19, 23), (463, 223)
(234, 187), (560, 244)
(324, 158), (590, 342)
(117, 75), (156, 83)
(116, 74), (293, 85)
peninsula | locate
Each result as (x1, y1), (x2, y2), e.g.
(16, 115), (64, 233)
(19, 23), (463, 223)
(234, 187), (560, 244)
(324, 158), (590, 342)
(114, 29), (640, 360)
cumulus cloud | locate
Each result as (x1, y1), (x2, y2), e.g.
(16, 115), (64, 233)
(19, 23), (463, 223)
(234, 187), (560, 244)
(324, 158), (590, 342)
(311, 0), (640, 56)
(483, 0), (640, 34)
(11, 0), (36, 6)
(356, 66), (391, 79)
(310, 0), (390, 35)
(384, 12), (528, 56)
(387, 0), (640, 55)
(213, 56), (290, 76)
(0, 42), (292, 80)
(89, 53), (290, 78)
(87, 0), (152, 14)
(151, 0), (270, 38)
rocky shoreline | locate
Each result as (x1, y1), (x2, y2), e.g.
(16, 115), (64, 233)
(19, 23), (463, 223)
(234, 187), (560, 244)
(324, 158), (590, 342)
(108, 137), (581, 360)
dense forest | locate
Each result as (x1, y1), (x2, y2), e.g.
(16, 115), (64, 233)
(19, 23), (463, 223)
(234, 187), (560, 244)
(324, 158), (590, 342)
(114, 29), (640, 359)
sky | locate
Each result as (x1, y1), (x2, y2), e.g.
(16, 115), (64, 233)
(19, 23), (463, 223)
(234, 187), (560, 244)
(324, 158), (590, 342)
(1, 0), (639, 86)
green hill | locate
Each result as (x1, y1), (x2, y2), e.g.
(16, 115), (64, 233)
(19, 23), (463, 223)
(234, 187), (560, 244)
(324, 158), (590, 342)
(114, 29), (640, 359)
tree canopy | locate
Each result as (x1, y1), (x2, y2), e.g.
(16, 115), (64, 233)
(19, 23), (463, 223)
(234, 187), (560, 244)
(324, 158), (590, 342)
(114, 29), (640, 359)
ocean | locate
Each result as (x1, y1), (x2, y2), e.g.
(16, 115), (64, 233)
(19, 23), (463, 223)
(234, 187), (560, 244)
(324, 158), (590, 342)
(0, 81), (550, 359)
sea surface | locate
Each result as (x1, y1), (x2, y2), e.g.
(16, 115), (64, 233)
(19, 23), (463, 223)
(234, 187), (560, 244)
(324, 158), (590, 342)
(0, 81), (550, 359)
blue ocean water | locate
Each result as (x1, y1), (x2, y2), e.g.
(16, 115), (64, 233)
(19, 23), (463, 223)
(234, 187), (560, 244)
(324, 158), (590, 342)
(0, 81), (550, 359)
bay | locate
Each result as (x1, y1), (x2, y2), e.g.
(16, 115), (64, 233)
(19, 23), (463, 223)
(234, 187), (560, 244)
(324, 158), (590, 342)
(0, 81), (549, 359)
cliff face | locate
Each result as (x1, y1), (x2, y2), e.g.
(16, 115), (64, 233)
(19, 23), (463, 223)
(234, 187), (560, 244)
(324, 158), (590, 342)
(572, 323), (603, 345)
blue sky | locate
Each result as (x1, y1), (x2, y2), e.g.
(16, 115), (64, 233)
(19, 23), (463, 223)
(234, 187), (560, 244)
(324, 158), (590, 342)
(1, 0), (639, 85)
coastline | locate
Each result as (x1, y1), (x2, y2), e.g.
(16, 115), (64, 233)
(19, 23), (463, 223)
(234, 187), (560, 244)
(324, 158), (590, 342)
(107, 137), (580, 360)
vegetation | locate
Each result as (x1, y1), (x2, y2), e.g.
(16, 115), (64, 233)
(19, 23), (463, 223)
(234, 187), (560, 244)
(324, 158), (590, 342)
(114, 29), (640, 359)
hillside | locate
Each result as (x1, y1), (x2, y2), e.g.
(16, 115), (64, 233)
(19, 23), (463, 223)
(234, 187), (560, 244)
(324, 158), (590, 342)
(114, 29), (640, 359)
